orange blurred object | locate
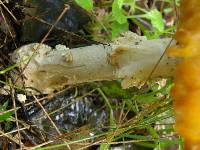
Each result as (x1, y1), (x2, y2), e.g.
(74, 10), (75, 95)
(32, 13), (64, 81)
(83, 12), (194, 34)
(167, 0), (200, 149)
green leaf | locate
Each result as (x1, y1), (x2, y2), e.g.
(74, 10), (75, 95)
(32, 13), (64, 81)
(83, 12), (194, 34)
(144, 9), (164, 32)
(133, 80), (173, 104)
(143, 30), (161, 39)
(0, 111), (13, 121)
(164, 7), (173, 14)
(133, 90), (159, 103)
(75, 0), (93, 11)
(0, 101), (14, 122)
(101, 81), (134, 99)
(112, 0), (127, 24)
(111, 21), (128, 39)
(117, 0), (124, 7)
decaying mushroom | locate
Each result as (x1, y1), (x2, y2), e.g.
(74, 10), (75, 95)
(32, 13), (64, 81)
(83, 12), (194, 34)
(12, 32), (178, 94)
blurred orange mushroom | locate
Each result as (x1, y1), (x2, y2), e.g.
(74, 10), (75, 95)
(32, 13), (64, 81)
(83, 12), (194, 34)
(167, 0), (200, 149)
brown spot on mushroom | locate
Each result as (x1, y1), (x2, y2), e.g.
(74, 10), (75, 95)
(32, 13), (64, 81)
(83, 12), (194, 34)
(108, 47), (130, 67)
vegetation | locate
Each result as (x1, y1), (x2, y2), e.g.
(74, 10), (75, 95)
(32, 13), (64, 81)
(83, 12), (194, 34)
(75, 0), (179, 40)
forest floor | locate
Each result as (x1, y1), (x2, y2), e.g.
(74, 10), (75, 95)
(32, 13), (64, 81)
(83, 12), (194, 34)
(0, 0), (182, 150)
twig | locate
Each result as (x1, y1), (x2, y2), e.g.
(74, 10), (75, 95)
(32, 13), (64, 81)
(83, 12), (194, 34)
(0, 87), (72, 117)
(9, 79), (23, 149)
(0, 130), (21, 145)
(0, 0), (18, 23)
(32, 95), (61, 135)
(0, 126), (34, 138)
(144, 38), (174, 84)
(35, 88), (97, 121)
(14, 4), (70, 85)
(0, 6), (17, 48)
